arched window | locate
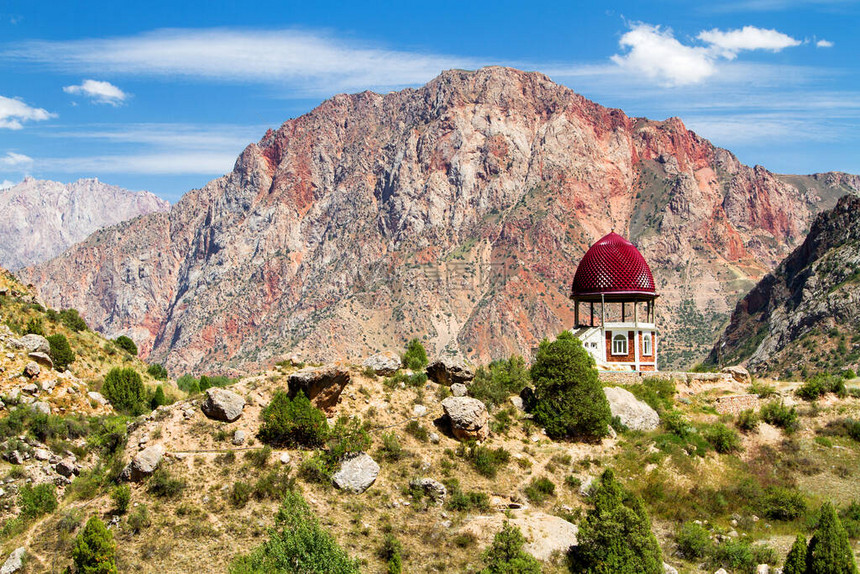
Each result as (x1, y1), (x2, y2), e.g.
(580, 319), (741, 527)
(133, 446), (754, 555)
(611, 333), (628, 356)
(643, 333), (652, 356)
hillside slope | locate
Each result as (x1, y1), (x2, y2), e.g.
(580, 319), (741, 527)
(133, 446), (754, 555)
(19, 67), (858, 374)
(707, 194), (860, 377)
(0, 177), (169, 270)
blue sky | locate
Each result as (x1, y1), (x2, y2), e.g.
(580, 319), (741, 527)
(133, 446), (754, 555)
(1, 0), (858, 202)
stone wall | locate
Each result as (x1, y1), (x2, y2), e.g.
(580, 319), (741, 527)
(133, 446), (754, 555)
(598, 371), (736, 386)
(713, 394), (759, 415)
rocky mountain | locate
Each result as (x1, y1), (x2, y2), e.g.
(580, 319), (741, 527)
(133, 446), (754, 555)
(18, 67), (859, 374)
(0, 177), (169, 270)
(706, 194), (860, 377)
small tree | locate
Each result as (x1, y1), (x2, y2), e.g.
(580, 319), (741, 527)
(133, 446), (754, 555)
(47, 333), (75, 371)
(101, 367), (147, 415)
(113, 335), (138, 356)
(150, 385), (168, 409)
(59, 308), (88, 332)
(258, 391), (328, 448)
(530, 331), (611, 440)
(480, 521), (542, 574)
(805, 502), (858, 574)
(782, 534), (807, 574)
(569, 469), (663, 574)
(146, 363), (168, 380)
(111, 484), (131, 515)
(25, 317), (44, 336)
(402, 338), (428, 371)
(71, 516), (118, 574)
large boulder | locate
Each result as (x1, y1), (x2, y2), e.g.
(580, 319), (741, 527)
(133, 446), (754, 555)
(288, 365), (350, 415)
(362, 352), (401, 376)
(0, 547), (26, 574)
(120, 444), (164, 482)
(603, 386), (659, 431)
(27, 352), (53, 369)
(410, 478), (447, 503)
(201, 388), (245, 422)
(721, 365), (751, 385)
(22, 362), (40, 379)
(441, 396), (489, 441)
(332, 452), (379, 493)
(427, 357), (474, 386)
(10, 334), (50, 354)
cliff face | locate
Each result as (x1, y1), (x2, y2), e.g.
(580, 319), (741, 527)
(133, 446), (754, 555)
(18, 67), (857, 374)
(707, 194), (860, 377)
(0, 177), (169, 270)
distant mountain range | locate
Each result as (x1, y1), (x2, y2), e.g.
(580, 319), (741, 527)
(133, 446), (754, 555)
(707, 193), (860, 378)
(17, 67), (860, 374)
(0, 177), (169, 270)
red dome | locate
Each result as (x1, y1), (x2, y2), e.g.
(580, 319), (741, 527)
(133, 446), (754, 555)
(571, 232), (656, 297)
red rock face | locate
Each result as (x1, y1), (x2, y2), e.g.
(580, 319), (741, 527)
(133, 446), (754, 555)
(18, 67), (858, 373)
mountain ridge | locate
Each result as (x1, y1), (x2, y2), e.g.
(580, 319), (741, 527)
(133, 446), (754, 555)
(17, 66), (859, 374)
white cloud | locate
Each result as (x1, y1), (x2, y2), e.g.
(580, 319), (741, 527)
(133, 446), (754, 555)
(0, 180), (16, 189)
(0, 95), (55, 129)
(6, 28), (477, 94)
(50, 123), (262, 150)
(63, 79), (128, 105)
(0, 152), (33, 168)
(611, 23), (802, 86)
(697, 26), (800, 59)
(611, 24), (715, 86)
(816, 39), (834, 48)
(39, 152), (240, 175)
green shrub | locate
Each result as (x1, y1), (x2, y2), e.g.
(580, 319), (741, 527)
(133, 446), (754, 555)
(325, 415), (371, 466)
(59, 308), (88, 332)
(111, 484), (131, 514)
(783, 534), (807, 574)
(402, 338), (428, 371)
(126, 504), (151, 532)
(469, 356), (531, 408)
(378, 432), (406, 462)
(405, 420), (428, 442)
(101, 368), (147, 415)
(379, 533), (403, 574)
(840, 500), (860, 539)
(176, 374), (200, 394)
(147, 468), (186, 499)
(297, 455), (330, 484)
(71, 516), (118, 574)
(736, 409), (759, 432)
(675, 521), (710, 559)
(568, 468), (663, 573)
(228, 490), (359, 573)
(479, 521), (541, 574)
(47, 333), (75, 371)
(146, 363), (168, 380)
(446, 480), (490, 512)
(383, 371), (428, 389)
(149, 385), (169, 409)
(661, 409), (693, 438)
(805, 502), (858, 574)
(231, 481), (253, 508)
(704, 423), (742, 453)
(18, 483), (58, 518)
(258, 391), (328, 448)
(749, 381), (778, 398)
(797, 374), (847, 400)
(253, 468), (295, 501)
(245, 446), (272, 468)
(760, 400), (799, 432)
(628, 377), (676, 413)
(762, 487), (807, 520)
(523, 476), (555, 504)
(531, 332), (611, 440)
(113, 335), (138, 356)
(458, 442), (510, 478)
(24, 316), (44, 336)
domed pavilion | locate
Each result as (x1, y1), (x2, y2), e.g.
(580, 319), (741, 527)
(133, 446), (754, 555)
(569, 232), (658, 371)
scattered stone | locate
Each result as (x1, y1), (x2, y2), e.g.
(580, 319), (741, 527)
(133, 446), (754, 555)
(413, 404), (428, 417)
(756, 565), (770, 574)
(4, 451), (22, 465)
(33, 449), (50, 461)
(201, 388), (245, 422)
(14, 334), (50, 354)
(428, 432), (440, 444)
(22, 363), (40, 379)
(441, 396), (489, 441)
(426, 357), (474, 386)
(579, 476), (594, 497)
(279, 452), (291, 465)
(87, 391), (108, 406)
(0, 547), (26, 574)
(450, 383), (468, 397)
(663, 564), (679, 574)
(362, 352), (401, 376)
(410, 478), (447, 503)
(714, 569), (729, 574)
(288, 365), (350, 415)
(331, 452), (379, 493)
(31, 402), (51, 415)
(722, 365), (751, 385)
(55, 459), (79, 478)
(510, 396), (524, 410)
(39, 379), (56, 392)
(232, 430), (246, 446)
(120, 444), (164, 482)
(603, 386), (659, 431)
(27, 352), (53, 369)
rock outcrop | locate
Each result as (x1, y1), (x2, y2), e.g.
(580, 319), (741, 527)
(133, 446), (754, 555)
(708, 194), (860, 377)
(331, 452), (379, 493)
(362, 352), (401, 376)
(200, 388), (245, 422)
(427, 357), (474, 386)
(603, 386), (659, 431)
(19, 67), (858, 373)
(0, 177), (168, 270)
(120, 444), (164, 482)
(441, 396), (489, 441)
(288, 365), (350, 414)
